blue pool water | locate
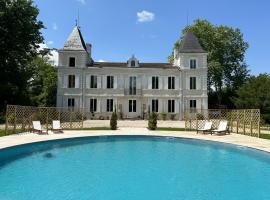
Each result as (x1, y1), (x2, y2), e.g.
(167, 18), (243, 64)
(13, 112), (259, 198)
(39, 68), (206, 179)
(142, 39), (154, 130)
(0, 136), (270, 200)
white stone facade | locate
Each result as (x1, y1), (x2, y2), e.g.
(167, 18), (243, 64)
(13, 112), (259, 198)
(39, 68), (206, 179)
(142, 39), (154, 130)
(56, 27), (208, 120)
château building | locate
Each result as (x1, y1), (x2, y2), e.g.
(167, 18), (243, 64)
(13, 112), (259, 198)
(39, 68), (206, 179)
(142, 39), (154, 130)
(56, 26), (208, 119)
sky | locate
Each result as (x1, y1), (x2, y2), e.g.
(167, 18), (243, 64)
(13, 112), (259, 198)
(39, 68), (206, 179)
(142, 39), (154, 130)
(34, 0), (270, 75)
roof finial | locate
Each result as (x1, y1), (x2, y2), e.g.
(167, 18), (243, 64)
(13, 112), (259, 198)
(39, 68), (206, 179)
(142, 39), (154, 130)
(77, 8), (80, 28)
(186, 10), (189, 27)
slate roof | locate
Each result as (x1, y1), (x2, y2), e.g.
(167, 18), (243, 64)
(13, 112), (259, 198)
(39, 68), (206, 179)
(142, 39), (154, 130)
(179, 29), (206, 53)
(92, 62), (176, 69)
(63, 26), (87, 51)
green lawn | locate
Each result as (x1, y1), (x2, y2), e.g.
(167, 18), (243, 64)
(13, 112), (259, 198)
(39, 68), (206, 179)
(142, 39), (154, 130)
(259, 133), (270, 140)
(156, 127), (194, 131)
(67, 127), (111, 131)
(0, 129), (5, 137)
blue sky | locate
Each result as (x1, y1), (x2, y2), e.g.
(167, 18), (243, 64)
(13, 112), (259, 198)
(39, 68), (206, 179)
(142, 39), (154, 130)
(34, 0), (270, 75)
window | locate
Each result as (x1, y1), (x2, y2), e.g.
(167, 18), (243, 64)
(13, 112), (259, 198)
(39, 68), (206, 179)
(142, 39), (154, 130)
(190, 100), (196, 109)
(90, 99), (97, 112)
(68, 75), (75, 88)
(131, 60), (136, 67)
(168, 76), (175, 89)
(107, 76), (114, 89)
(129, 100), (136, 112)
(69, 57), (75, 67)
(90, 75), (97, 88)
(190, 59), (196, 69)
(168, 100), (175, 113)
(152, 99), (158, 112)
(68, 98), (75, 110)
(190, 77), (196, 90)
(107, 99), (113, 112)
(152, 76), (159, 89)
(129, 76), (136, 95)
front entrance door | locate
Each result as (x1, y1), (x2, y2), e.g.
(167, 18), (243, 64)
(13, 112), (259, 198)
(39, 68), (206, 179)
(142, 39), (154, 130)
(127, 99), (140, 118)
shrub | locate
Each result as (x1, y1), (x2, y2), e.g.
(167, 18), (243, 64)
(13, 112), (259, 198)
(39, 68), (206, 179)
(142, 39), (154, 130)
(110, 110), (118, 130)
(161, 112), (167, 120)
(196, 113), (204, 120)
(170, 114), (176, 120)
(148, 112), (158, 130)
(0, 114), (6, 124)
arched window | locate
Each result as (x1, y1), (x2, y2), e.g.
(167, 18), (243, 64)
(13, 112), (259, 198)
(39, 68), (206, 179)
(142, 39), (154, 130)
(131, 60), (136, 67)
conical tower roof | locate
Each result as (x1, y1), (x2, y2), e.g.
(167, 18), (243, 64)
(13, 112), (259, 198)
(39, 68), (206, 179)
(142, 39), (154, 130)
(63, 26), (86, 50)
(179, 29), (206, 53)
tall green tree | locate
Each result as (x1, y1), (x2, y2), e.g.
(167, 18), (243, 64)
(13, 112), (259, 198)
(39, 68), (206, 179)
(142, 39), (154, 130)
(0, 0), (44, 112)
(28, 56), (57, 107)
(233, 74), (270, 124)
(169, 19), (249, 108)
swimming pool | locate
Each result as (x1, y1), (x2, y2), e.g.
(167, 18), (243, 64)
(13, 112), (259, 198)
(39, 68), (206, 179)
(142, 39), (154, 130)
(0, 135), (270, 200)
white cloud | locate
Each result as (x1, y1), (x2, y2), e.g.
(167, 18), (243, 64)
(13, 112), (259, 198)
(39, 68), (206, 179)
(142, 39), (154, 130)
(47, 41), (54, 45)
(37, 43), (59, 66)
(98, 59), (106, 62)
(137, 10), (155, 23)
(76, 0), (86, 4)
(52, 23), (58, 30)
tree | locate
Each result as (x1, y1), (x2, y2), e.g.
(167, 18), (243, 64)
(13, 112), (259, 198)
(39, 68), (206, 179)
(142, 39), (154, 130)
(110, 108), (118, 130)
(233, 74), (270, 124)
(169, 19), (249, 108)
(148, 112), (158, 130)
(28, 56), (57, 107)
(0, 0), (44, 112)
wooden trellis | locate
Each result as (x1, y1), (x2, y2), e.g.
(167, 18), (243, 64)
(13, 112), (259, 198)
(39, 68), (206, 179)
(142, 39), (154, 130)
(184, 109), (260, 137)
(5, 105), (84, 134)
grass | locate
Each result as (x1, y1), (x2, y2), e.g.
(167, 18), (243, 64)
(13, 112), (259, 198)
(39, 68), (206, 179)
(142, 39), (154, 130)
(67, 127), (111, 131)
(156, 127), (194, 131)
(0, 129), (5, 137)
(259, 133), (270, 140)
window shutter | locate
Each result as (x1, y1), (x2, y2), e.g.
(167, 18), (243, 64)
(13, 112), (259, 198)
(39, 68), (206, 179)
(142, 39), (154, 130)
(97, 99), (100, 112)
(137, 76), (141, 89)
(86, 75), (90, 89)
(159, 77), (163, 89)
(63, 75), (68, 88)
(75, 75), (80, 88)
(148, 77), (152, 89)
(175, 100), (179, 114)
(97, 76), (101, 89)
(114, 76), (117, 89)
(186, 77), (190, 90)
(175, 77), (179, 90)
(103, 76), (107, 89)
(164, 77), (168, 90)
(158, 99), (162, 113)
(197, 76), (201, 90)
(75, 98), (79, 108)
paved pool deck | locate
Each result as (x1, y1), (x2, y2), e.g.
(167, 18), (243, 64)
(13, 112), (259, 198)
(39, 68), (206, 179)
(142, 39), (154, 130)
(1, 128), (270, 153)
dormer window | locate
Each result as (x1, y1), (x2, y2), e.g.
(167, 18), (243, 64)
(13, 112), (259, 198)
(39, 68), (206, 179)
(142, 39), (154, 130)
(128, 55), (139, 68)
(190, 59), (196, 69)
(69, 57), (75, 67)
(131, 60), (136, 67)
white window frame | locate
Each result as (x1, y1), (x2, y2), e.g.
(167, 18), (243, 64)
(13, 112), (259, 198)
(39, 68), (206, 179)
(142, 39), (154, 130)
(129, 99), (136, 112)
(168, 99), (175, 113)
(90, 98), (97, 112)
(190, 77), (196, 90)
(152, 99), (159, 113)
(168, 76), (175, 90)
(106, 99), (114, 112)
(90, 75), (98, 89)
(152, 76), (159, 89)
(107, 76), (114, 89)
(189, 58), (197, 69)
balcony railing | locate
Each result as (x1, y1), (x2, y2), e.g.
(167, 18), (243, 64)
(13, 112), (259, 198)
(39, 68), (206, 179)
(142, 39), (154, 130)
(124, 89), (142, 96)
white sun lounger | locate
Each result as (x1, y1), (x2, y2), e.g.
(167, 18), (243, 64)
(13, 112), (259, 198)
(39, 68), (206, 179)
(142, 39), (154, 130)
(32, 121), (47, 134)
(197, 121), (212, 134)
(211, 121), (228, 135)
(52, 120), (63, 133)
